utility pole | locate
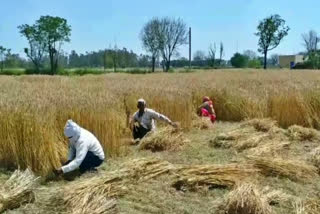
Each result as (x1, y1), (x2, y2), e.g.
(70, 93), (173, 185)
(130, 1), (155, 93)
(189, 27), (191, 69)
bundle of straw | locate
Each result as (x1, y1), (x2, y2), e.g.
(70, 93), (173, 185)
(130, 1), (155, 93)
(295, 198), (320, 214)
(234, 133), (270, 151)
(248, 156), (318, 182)
(63, 158), (174, 214)
(219, 183), (272, 214)
(138, 127), (189, 152)
(248, 141), (291, 157)
(192, 117), (214, 130)
(173, 164), (259, 190)
(122, 158), (175, 181)
(262, 187), (293, 206)
(309, 147), (320, 168)
(242, 118), (278, 132)
(287, 125), (320, 142)
(0, 169), (39, 213)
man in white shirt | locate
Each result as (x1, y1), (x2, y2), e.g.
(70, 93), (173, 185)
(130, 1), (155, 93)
(130, 98), (177, 141)
(54, 120), (105, 175)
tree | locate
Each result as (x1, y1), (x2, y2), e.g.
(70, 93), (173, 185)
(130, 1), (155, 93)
(140, 18), (161, 72)
(219, 42), (224, 65)
(18, 24), (46, 73)
(208, 43), (216, 67)
(193, 50), (206, 61)
(0, 46), (7, 72)
(230, 53), (249, 68)
(19, 16), (71, 74)
(111, 44), (118, 72)
(248, 59), (262, 68)
(269, 54), (279, 66)
(243, 50), (257, 60)
(255, 14), (289, 69)
(158, 17), (188, 72)
(302, 30), (319, 54)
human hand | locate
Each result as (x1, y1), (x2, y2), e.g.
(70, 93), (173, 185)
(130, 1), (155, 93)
(53, 168), (63, 176)
(171, 122), (178, 129)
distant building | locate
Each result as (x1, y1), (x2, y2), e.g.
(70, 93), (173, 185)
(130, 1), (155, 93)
(279, 55), (305, 69)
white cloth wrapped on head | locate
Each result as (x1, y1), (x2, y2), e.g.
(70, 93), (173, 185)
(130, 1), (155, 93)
(62, 120), (105, 173)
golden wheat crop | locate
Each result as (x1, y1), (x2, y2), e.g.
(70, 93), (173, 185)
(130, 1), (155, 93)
(0, 69), (320, 175)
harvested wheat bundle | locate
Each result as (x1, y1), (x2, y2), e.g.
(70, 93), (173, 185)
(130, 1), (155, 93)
(248, 156), (318, 182)
(172, 164), (259, 190)
(242, 118), (278, 132)
(287, 125), (320, 142)
(210, 124), (271, 150)
(192, 117), (214, 130)
(309, 147), (320, 168)
(138, 127), (189, 152)
(262, 186), (293, 206)
(234, 133), (270, 152)
(210, 127), (249, 149)
(63, 158), (175, 214)
(210, 133), (235, 148)
(0, 169), (39, 213)
(295, 198), (320, 214)
(76, 196), (117, 214)
(63, 171), (130, 214)
(122, 158), (175, 181)
(219, 183), (272, 214)
(248, 141), (291, 157)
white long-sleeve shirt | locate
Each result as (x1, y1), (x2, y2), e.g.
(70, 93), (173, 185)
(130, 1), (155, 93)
(62, 126), (105, 173)
(133, 108), (172, 130)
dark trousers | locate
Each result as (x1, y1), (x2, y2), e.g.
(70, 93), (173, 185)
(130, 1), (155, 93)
(79, 151), (104, 174)
(133, 124), (151, 140)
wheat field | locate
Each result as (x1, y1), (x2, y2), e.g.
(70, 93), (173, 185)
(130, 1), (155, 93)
(0, 69), (320, 175)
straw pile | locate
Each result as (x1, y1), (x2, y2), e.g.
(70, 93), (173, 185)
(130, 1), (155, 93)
(287, 125), (320, 141)
(63, 158), (174, 214)
(0, 169), (39, 213)
(172, 164), (259, 190)
(218, 183), (272, 214)
(295, 198), (320, 214)
(262, 187), (293, 206)
(192, 117), (214, 130)
(248, 156), (318, 182)
(242, 118), (278, 132)
(77, 196), (117, 214)
(138, 127), (189, 152)
(248, 141), (291, 157)
(234, 133), (270, 152)
(210, 133), (236, 148)
(211, 119), (289, 155)
(309, 147), (320, 168)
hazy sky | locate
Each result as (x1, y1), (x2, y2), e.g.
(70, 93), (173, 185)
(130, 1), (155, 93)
(1, 0), (319, 59)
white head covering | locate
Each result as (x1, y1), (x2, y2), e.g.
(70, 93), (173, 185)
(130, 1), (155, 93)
(137, 98), (146, 105)
(64, 120), (81, 143)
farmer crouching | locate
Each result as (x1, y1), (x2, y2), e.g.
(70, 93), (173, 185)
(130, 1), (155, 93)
(54, 120), (105, 176)
(197, 96), (216, 123)
(130, 98), (177, 143)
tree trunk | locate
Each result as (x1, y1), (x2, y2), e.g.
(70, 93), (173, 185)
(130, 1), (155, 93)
(49, 50), (54, 75)
(165, 58), (171, 72)
(151, 56), (156, 72)
(54, 56), (58, 75)
(264, 51), (267, 69)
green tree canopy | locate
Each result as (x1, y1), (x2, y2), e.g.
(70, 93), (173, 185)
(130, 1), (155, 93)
(18, 15), (71, 74)
(255, 14), (289, 69)
(230, 53), (249, 68)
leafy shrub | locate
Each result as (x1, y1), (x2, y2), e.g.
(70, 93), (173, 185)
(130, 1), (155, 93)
(0, 69), (25, 75)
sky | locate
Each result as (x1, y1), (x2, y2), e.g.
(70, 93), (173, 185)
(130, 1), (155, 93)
(1, 0), (320, 59)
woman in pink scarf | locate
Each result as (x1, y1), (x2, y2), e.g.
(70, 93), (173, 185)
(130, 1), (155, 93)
(197, 96), (216, 123)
